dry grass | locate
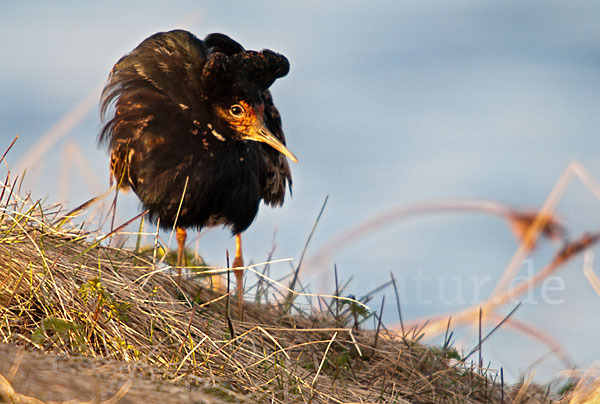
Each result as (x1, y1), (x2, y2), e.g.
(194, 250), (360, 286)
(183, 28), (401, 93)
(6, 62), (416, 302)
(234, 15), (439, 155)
(305, 162), (600, 367)
(0, 166), (572, 403)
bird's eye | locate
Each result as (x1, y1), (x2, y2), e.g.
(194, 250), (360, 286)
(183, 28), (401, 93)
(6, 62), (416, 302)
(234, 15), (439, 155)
(229, 104), (245, 117)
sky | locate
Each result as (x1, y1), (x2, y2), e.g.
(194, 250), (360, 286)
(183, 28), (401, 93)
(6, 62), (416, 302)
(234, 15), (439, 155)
(2, 1), (600, 384)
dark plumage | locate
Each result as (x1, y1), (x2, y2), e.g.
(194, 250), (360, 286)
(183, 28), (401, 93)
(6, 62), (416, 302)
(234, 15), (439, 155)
(100, 29), (294, 233)
(99, 30), (296, 310)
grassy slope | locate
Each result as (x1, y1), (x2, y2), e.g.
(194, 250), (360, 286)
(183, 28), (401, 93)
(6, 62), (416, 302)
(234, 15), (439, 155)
(0, 197), (570, 403)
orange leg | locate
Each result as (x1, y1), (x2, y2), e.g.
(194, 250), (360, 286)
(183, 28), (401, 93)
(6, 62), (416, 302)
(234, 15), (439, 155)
(231, 233), (244, 315)
(176, 227), (187, 285)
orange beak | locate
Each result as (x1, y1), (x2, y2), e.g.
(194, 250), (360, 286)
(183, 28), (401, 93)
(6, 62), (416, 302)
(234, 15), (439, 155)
(243, 118), (298, 163)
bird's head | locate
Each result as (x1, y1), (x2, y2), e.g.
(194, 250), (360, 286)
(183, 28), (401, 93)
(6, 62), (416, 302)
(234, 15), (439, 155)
(202, 48), (297, 163)
(213, 97), (297, 163)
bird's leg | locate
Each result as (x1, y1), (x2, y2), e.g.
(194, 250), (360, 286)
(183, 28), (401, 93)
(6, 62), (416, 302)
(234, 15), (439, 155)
(231, 233), (244, 315)
(176, 227), (187, 286)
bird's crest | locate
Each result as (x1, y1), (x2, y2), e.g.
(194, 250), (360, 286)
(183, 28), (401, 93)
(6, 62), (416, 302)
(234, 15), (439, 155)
(201, 48), (289, 95)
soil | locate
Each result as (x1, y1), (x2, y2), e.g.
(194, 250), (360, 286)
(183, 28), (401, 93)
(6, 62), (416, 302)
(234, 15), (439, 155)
(0, 343), (236, 404)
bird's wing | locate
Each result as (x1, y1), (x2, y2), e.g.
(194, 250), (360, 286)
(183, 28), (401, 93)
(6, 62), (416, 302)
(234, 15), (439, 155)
(99, 30), (207, 146)
(108, 138), (134, 189)
(99, 30), (209, 191)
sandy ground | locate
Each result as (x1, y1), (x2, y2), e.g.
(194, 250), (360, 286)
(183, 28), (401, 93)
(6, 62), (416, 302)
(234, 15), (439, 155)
(0, 343), (235, 404)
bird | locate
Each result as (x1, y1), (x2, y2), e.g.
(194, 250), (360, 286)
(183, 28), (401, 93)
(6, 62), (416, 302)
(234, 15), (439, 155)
(99, 29), (296, 313)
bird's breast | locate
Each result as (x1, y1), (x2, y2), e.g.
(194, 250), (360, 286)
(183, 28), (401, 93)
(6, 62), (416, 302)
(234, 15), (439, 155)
(132, 134), (268, 234)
